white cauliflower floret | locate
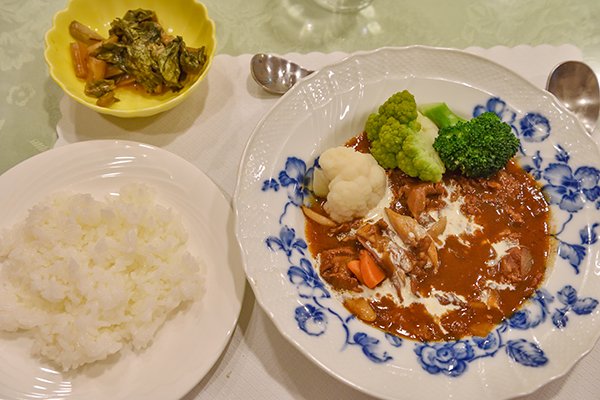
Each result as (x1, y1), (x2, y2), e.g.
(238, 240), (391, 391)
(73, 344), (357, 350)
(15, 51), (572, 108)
(312, 146), (386, 223)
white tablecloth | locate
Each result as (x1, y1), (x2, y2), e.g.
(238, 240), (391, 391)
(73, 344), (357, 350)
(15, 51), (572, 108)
(56, 45), (600, 400)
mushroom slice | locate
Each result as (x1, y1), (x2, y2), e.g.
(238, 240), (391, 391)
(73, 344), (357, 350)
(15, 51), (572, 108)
(69, 20), (104, 45)
(499, 246), (533, 283)
(386, 208), (439, 271)
(427, 216), (447, 243)
(384, 208), (423, 246)
(406, 182), (446, 218)
(356, 222), (410, 301)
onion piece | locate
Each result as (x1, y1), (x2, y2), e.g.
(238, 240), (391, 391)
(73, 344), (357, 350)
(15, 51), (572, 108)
(344, 297), (377, 322)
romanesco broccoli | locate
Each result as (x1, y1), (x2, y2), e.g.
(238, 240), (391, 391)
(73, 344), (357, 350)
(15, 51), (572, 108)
(364, 90), (445, 182)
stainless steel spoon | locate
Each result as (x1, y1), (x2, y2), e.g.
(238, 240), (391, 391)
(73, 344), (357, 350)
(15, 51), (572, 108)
(250, 53), (313, 95)
(546, 60), (600, 134)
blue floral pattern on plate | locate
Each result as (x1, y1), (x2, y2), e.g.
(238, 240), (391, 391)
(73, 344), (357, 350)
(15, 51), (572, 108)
(263, 202), (395, 363)
(260, 95), (599, 377)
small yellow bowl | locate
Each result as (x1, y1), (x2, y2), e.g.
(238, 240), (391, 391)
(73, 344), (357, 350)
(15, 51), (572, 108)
(44, 0), (216, 118)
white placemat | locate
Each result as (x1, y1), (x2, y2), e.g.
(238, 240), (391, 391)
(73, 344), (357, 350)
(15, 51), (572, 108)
(55, 45), (600, 400)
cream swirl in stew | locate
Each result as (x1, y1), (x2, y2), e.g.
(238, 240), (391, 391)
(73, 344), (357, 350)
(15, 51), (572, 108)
(305, 134), (551, 342)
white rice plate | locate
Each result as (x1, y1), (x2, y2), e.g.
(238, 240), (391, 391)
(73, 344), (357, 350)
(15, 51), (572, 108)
(0, 183), (204, 371)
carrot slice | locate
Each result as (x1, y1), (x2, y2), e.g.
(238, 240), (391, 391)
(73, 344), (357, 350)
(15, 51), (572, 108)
(70, 41), (88, 79)
(359, 250), (386, 289)
(346, 259), (363, 282)
(87, 56), (107, 81)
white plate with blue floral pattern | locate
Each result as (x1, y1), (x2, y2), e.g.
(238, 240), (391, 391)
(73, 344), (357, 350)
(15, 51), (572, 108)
(233, 46), (600, 400)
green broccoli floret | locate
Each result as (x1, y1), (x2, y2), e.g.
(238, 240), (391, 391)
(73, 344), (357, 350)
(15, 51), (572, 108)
(431, 109), (520, 178)
(365, 90), (445, 182)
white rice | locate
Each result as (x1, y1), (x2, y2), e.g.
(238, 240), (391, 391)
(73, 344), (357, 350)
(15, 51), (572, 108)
(0, 183), (204, 371)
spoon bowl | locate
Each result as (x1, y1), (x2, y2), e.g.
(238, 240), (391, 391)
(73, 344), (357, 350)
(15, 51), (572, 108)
(546, 60), (600, 134)
(250, 53), (313, 95)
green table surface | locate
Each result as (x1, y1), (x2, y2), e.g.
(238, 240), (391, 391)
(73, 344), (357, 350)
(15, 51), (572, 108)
(2, 2), (600, 399)
(1, 0), (599, 174)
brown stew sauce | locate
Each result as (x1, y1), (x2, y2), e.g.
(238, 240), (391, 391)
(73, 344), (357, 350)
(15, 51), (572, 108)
(305, 133), (551, 342)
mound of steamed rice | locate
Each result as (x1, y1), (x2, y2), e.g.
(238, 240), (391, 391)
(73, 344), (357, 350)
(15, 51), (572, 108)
(0, 183), (204, 371)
